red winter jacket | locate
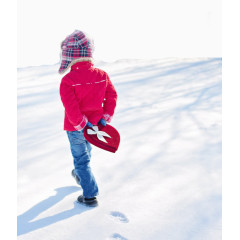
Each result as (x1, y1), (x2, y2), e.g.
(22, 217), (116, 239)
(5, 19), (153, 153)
(60, 61), (117, 131)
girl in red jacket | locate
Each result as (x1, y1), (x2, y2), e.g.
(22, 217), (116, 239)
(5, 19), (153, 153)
(59, 30), (117, 207)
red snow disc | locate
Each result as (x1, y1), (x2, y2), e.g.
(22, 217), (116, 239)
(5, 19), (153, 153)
(84, 123), (120, 153)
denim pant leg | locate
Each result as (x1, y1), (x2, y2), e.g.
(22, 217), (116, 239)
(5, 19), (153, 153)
(86, 140), (92, 159)
(67, 130), (99, 198)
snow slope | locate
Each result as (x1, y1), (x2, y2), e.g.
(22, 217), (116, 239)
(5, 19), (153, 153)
(18, 58), (222, 240)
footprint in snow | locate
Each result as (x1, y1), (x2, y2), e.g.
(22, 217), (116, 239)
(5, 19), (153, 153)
(109, 233), (128, 240)
(109, 211), (129, 223)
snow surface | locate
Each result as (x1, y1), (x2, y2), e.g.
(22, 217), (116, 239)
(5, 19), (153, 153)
(18, 58), (222, 240)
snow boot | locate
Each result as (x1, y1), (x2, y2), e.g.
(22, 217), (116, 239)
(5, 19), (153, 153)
(77, 195), (98, 207)
(71, 169), (80, 185)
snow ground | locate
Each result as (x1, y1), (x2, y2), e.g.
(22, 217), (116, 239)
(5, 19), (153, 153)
(18, 58), (222, 240)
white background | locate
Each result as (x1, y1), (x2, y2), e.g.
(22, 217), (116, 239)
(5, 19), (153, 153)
(17, 0), (221, 68)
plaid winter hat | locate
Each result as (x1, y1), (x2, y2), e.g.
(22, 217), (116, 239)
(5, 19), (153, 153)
(59, 30), (94, 74)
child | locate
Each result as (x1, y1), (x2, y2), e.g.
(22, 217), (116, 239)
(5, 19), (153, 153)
(59, 30), (117, 207)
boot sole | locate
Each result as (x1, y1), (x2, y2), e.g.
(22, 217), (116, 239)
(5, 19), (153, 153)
(77, 196), (98, 207)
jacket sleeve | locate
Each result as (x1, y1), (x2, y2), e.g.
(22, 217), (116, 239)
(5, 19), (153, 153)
(60, 76), (88, 131)
(102, 74), (118, 123)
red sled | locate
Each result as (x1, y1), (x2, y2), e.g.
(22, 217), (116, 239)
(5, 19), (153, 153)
(84, 123), (120, 153)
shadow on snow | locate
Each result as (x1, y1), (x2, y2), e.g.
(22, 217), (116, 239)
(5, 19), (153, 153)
(17, 186), (91, 236)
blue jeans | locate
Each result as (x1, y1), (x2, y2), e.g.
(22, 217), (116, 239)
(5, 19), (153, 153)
(67, 130), (99, 198)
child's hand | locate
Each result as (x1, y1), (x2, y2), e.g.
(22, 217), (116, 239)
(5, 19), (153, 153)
(99, 118), (107, 126)
(87, 122), (93, 128)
